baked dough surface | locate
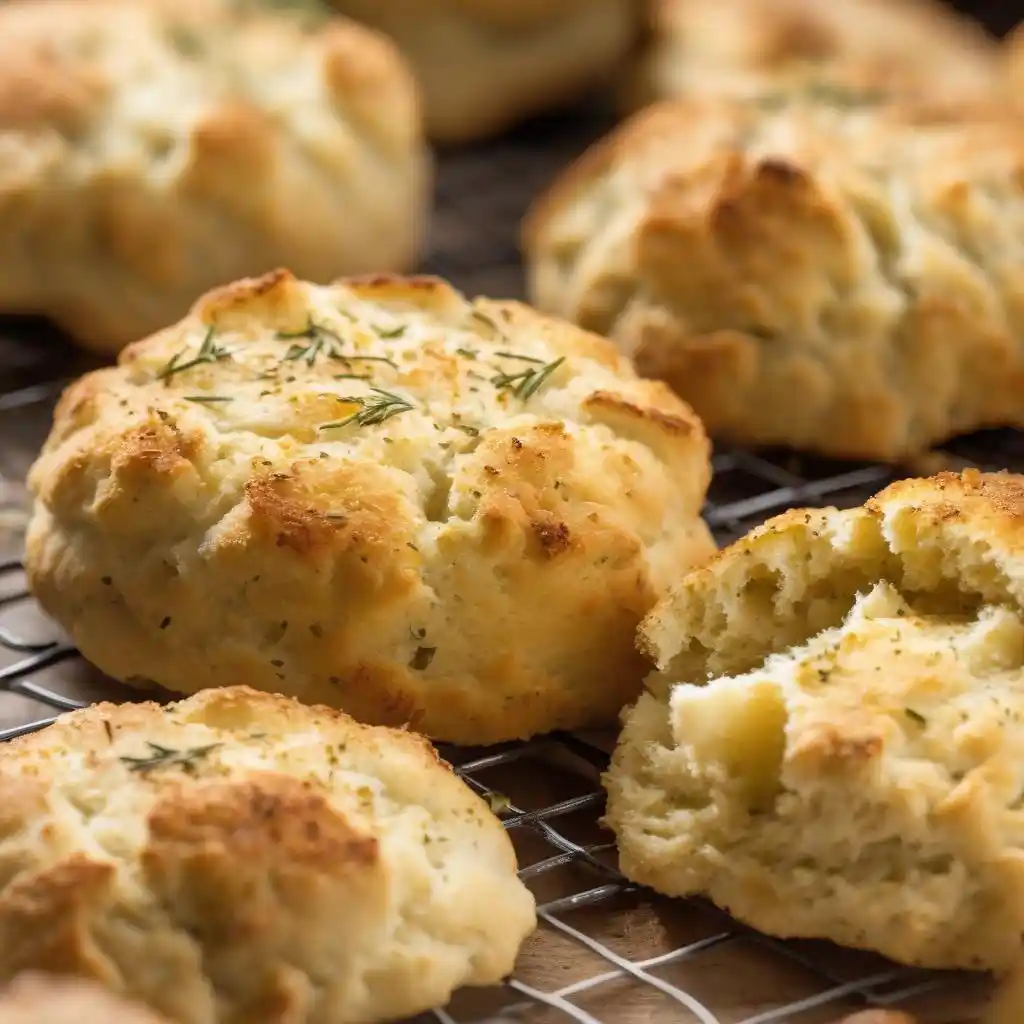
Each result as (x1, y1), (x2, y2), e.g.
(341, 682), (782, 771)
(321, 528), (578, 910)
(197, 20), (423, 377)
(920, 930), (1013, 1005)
(628, 0), (998, 110)
(525, 97), (1024, 460)
(0, 0), (429, 354)
(0, 974), (172, 1024)
(327, 0), (638, 143)
(26, 270), (715, 744)
(605, 470), (1024, 970)
(0, 686), (536, 1023)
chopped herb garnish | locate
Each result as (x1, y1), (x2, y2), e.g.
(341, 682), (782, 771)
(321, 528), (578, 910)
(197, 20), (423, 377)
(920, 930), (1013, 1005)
(157, 325), (230, 380)
(471, 309), (507, 338)
(320, 387), (415, 430)
(904, 708), (927, 726)
(493, 351), (544, 364)
(492, 356), (565, 401)
(279, 318), (398, 369)
(456, 348), (478, 359)
(119, 741), (221, 774)
(376, 325), (406, 339)
(454, 424), (480, 437)
(184, 395), (233, 404)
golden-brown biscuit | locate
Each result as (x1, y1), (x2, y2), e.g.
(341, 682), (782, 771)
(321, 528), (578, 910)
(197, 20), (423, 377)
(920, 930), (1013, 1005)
(524, 96), (1024, 461)
(0, 0), (429, 356)
(326, 0), (639, 143)
(0, 686), (536, 1023)
(25, 270), (715, 745)
(627, 0), (998, 110)
(605, 470), (1024, 971)
(0, 974), (172, 1024)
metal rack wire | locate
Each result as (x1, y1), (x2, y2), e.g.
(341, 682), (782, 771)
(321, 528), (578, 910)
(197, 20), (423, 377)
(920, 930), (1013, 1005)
(0, 99), (1014, 1024)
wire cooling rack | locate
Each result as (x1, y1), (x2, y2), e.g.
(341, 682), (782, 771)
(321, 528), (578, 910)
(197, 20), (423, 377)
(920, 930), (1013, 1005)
(0, 96), (1015, 1024)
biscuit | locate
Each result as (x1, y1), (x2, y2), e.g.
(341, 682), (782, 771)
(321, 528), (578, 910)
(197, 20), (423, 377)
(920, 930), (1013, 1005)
(0, 974), (172, 1024)
(0, 0), (429, 356)
(604, 470), (1024, 971)
(25, 270), (715, 745)
(0, 686), (536, 1023)
(326, 0), (638, 143)
(627, 0), (998, 110)
(524, 96), (1024, 461)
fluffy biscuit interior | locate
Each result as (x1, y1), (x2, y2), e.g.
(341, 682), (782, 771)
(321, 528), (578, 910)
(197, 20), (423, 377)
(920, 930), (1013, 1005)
(606, 472), (1024, 968)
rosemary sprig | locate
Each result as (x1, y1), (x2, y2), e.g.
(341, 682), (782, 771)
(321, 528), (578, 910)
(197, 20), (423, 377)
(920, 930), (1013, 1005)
(491, 356), (565, 401)
(184, 395), (233, 404)
(320, 387), (415, 430)
(278, 318), (398, 369)
(493, 351), (544, 364)
(279, 318), (344, 365)
(471, 309), (508, 339)
(157, 325), (230, 380)
(119, 741), (222, 774)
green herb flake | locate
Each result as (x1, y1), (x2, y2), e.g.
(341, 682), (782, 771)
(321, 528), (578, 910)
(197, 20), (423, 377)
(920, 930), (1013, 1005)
(157, 325), (230, 380)
(278, 317), (398, 370)
(491, 356), (565, 401)
(319, 387), (415, 430)
(904, 708), (927, 727)
(119, 741), (221, 774)
(184, 395), (233, 404)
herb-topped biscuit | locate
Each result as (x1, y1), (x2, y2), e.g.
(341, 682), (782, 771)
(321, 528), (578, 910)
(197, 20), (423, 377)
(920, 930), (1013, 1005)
(25, 270), (715, 744)
(0, 0), (429, 355)
(326, 0), (639, 143)
(0, 686), (536, 1022)
(524, 95), (1024, 461)
(627, 0), (997, 111)
(605, 470), (1024, 971)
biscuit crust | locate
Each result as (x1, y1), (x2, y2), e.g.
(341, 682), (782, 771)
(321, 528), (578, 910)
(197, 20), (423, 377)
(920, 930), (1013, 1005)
(25, 271), (714, 744)
(0, 0), (429, 355)
(627, 0), (998, 110)
(0, 686), (536, 1023)
(525, 97), (1024, 460)
(0, 974), (172, 1024)
(605, 470), (1024, 971)
(326, 0), (638, 143)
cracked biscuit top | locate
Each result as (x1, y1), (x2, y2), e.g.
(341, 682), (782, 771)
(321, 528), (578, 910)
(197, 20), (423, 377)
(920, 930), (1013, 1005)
(25, 271), (715, 744)
(0, 0), (429, 354)
(525, 95), (1024, 461)
(0, 686), (536, 1023)
(605, 470), (1024, 972)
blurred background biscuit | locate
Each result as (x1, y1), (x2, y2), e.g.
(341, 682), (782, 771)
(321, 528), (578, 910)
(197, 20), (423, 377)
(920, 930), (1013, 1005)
(327, 0), (640, 143)
(0, 0), (430, 356)
(525, 94), (1024, 461)
(626, 0), (999, 110)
